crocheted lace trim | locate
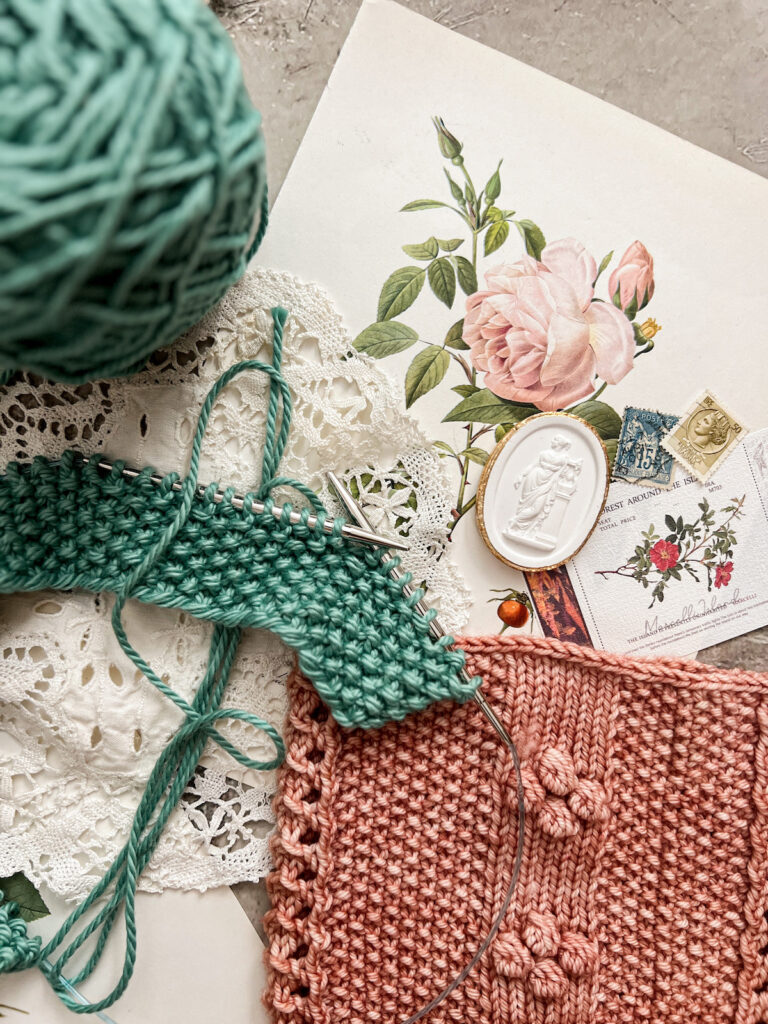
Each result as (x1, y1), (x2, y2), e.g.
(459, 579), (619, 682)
(265, 635), (768, 1024)
(0, 267), (470, 900)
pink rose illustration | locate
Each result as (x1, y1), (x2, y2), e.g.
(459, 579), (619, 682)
(462, 238), (634, 411)
(608, 241), (655, 313)
(649, 539), (679, 572)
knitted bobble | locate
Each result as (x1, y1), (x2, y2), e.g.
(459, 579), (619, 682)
(568, 778), (609, 823)
(0, 898), (42, 973)
(537, 747), (577, 796)
(528, 958), (568, 1001)
(558, 931), (599, 978)
(523, 910), (561, 958)
(492, 929), (534, 979)
(538, 796), (581, 839)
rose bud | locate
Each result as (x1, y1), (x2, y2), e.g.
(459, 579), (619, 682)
(608, 241), (655, 317)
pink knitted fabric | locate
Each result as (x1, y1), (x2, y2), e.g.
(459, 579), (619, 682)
(264, 635), (768, 1024)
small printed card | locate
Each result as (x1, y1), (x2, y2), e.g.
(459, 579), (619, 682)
(566, 428), (768, 656)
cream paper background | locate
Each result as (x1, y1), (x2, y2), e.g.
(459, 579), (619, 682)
(257, 0), (768, 639)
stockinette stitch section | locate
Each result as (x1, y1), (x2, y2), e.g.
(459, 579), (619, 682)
(265, 634), (768, 1024)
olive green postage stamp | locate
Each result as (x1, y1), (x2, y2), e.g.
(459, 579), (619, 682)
(661, 390), (747, 483)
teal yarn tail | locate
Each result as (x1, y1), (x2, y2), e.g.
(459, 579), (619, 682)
(0, 0), (268, 385)
(0, 309), (310, 1014)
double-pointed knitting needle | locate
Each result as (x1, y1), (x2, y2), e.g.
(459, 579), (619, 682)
(76, 455), (409, 552)
(327, 471), (517, 749)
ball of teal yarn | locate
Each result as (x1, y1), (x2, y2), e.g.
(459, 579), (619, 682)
(0, 0), (267, 385)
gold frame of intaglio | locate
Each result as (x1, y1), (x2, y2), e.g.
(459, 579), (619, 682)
(475, 411), (611, 572)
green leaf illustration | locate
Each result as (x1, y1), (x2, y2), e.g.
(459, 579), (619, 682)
(569, 400), (622, 440)
(453, 255), (477, 295)
(443, 170), (465, 204)
(595, 250), (614, 283)
(377, 266), (426, 321)
(437, 237), (464, 252)
(0, 872), (49, 923)
(495, 422), (518, 442)
(428, 257), (456, 308)
(405, 346), (450, 407)
(443, 388), (536, 425)
(452, 383), (479, 397)
(515, 219), (546, 260)
(402, 237), (439, 260)
(486, 206), (503, 222)
(444, 318), (468, 350)
(484, 220), (509, 256)
(485, 161), (502, 204)
(401, 199), (453, 212)
(353, 321), (419, 358)
(461, 446), (489, 466)
(433, 440), (456, 456)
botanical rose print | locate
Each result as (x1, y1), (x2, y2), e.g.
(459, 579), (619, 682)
(609, 241), (655, 313)
(597, 497), (744, 607)
(649, 539), (679, 571)
(357, 118), (662, 544)
(462, 238), (634, 411)
(714, 561), (734, 588)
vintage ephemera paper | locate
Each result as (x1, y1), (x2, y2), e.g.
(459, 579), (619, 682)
(566, 428), (768, 656)
(662, 389), (747, 483)
(258, 0), (768, 641)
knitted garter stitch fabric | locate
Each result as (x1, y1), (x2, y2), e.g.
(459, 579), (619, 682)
(265, 634), (768, 1024)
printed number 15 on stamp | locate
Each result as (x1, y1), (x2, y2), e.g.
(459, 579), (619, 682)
(614, 407), (680, 488)
(662, 390), (747, 483)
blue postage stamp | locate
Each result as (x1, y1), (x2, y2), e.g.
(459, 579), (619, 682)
(613, 407), (680, 487)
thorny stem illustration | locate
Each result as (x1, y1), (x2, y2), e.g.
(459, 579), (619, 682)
(448, 159), (481, 540)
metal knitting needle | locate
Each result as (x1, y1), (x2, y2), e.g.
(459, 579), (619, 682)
(327, 471), (517, 748)
(76, 455), (409, 552)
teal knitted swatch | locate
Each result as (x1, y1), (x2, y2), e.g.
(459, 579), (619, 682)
(0, 0), (267, 386)
(0, 305), (478, 1014)
(0, 453), (474, 730)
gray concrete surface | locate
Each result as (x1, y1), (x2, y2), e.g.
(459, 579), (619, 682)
(214, 0), (768, 931)
(217, 0), (768, 193)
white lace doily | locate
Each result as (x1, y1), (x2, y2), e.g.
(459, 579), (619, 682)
(0, 267), (470, 900)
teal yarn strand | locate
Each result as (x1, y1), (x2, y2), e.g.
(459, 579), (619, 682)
(0, 0), (267, 385)
(0, 309), (317, 1014)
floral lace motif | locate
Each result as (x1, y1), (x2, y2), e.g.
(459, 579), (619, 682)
(0, 268), (470, 899)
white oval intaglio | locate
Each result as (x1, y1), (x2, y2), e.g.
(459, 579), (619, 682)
(476, 413), (609, 571)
